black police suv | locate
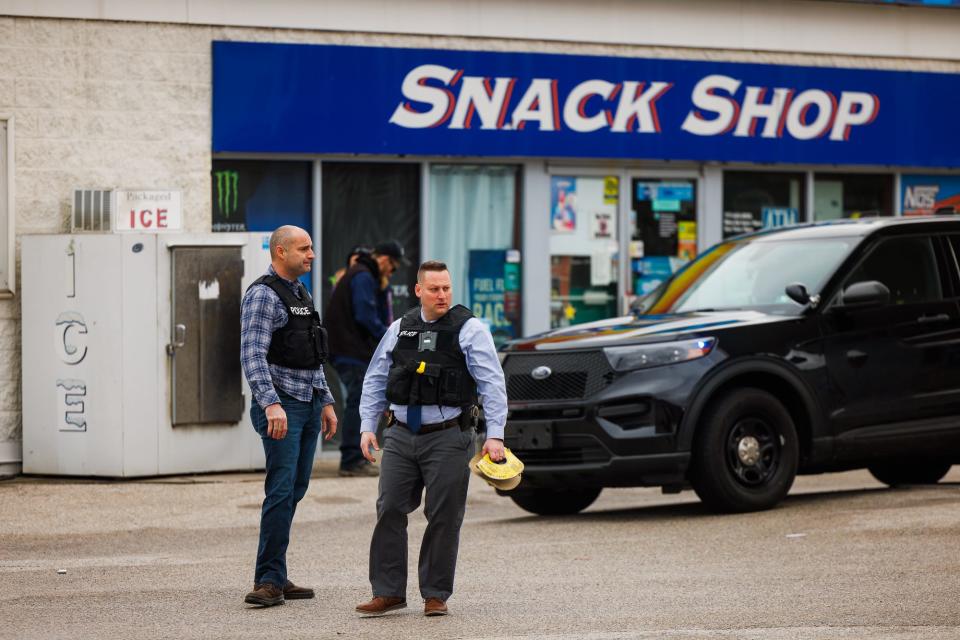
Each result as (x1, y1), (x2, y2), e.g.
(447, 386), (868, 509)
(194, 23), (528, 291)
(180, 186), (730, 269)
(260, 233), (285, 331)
(499, 217), (960, 515)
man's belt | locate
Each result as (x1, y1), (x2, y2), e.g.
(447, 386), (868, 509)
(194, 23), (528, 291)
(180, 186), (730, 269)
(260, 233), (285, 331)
(393, 416), (461, 435)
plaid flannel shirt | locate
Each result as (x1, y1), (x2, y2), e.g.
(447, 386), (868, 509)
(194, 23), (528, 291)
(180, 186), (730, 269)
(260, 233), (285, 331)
(240, 266), (334, 409)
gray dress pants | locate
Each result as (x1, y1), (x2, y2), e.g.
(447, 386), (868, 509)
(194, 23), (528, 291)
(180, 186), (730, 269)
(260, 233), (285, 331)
(369, 422), (476, 601)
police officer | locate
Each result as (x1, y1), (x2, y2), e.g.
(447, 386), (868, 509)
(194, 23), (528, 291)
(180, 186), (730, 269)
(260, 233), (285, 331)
(354, 260), (508, 618)
(240, 225), (338, 607)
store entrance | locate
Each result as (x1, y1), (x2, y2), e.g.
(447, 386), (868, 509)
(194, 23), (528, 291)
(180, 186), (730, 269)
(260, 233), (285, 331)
(547, 172), (700, 328)
(320, 162), (421, 320)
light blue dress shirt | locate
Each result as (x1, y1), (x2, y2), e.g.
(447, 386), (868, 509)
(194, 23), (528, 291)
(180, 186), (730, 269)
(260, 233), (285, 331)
(359, 311), (508, 440)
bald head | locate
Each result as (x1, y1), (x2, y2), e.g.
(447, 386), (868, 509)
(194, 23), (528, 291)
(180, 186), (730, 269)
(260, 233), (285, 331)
(269, 225), (307, 260)
(269, 225), (314, 280)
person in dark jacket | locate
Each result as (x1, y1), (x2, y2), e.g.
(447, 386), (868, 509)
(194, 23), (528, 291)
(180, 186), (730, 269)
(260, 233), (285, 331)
(324, 240), (409, 476)
(330, 243), (374, 290)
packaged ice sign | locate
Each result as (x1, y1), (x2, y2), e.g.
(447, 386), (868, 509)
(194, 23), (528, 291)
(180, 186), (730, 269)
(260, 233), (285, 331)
(114, 190), (182, 232)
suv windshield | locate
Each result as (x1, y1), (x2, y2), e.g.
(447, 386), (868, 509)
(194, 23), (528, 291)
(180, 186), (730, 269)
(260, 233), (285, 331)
(634, 236), (856, 315)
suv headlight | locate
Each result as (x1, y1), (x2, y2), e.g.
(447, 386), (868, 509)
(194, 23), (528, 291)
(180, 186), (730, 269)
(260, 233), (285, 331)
(603, 337), (716, 372)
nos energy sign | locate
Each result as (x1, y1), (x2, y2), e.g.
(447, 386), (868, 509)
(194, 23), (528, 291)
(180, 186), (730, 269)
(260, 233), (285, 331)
(213, 41), (960, 168)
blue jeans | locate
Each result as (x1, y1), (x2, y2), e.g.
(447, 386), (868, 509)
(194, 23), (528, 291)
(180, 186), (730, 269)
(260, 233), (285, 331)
(250, 388), (323, 588)
(334, 361), (367, 470)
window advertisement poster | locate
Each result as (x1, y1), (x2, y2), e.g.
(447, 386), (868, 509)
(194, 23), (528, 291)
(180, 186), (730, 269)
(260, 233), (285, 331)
(592, 211), (614, 239)
(603, 176), (619, 205)
(469, 249), (518, 347)
(678, 221), (697, 260)
(634, 256), (682, 297)
(901, 175), (960, 216)
(211, 160), (312, 233)
(551, 176), (577, 233)
(761, 207), (799, 229)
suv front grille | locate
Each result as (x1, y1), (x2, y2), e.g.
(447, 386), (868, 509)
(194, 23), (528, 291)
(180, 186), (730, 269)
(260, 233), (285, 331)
(503, 351), (613, 401)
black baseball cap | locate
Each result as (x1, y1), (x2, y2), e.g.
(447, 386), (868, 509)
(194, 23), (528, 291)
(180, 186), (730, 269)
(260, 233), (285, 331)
(374, 239), (410, 266)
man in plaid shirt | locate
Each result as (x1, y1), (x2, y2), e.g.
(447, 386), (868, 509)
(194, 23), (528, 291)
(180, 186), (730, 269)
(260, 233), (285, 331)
(240, 225), (338, 607)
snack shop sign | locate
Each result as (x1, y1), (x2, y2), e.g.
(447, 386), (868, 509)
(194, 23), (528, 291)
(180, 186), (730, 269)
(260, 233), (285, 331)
(214, 42), (960, 168)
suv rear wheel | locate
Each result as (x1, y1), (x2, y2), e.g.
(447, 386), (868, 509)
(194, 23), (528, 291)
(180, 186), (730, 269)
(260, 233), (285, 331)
(508, 487), (601, 516)
(690, 387), (799, 513)
(868, 459), (952, 487)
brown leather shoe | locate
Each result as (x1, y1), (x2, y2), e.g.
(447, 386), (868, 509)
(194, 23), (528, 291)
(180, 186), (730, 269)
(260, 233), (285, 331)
(283, 581), (315, 599)
(355, 596), (407, 616)
(244, 583), (284, 607)
(424, 597), (448, 616)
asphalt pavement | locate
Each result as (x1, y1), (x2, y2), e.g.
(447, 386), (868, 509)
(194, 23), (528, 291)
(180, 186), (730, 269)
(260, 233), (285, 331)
(2, 460), (958, 640)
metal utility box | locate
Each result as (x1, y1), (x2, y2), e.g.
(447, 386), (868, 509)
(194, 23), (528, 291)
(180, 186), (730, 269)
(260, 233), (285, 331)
(21, 233), (272, 477)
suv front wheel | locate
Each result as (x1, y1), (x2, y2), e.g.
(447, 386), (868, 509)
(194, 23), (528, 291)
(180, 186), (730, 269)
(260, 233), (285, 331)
(508, 487), (602, 516)
(690, 387), (799, 513)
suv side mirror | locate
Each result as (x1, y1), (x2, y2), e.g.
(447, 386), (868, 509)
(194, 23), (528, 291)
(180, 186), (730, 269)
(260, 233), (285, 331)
(785, 282), (820, 307)
(837, 280), (890, 309)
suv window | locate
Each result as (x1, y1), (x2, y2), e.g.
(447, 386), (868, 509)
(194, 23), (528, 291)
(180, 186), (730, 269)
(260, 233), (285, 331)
(946, 237), (960, 287)
(842, 236), (941, 305)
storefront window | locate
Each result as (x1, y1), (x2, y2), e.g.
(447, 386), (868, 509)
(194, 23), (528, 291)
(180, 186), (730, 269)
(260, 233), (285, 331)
(723, 171), (805, 238)
(629, 177), (697, 298)
(814, 173), (893, 220)
(428, 165), (520, 346)
(549, 175), (619, 328)
(211, 159), (312, 233)
(212, 159), (313, 288)
(321, 162), (421, 320)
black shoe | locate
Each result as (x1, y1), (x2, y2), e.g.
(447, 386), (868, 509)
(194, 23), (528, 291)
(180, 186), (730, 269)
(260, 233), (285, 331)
(338, 463), (380, 477)
(245, 582), (285, 607)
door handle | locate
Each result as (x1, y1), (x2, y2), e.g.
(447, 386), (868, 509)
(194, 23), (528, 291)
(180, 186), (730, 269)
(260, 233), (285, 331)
(917, 313), (950, 324)
(166, 323), (187, 356)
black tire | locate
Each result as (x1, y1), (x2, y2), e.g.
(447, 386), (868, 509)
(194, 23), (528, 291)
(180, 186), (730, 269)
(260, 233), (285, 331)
(690, 387), (799, 513)
(868, 459), (952, 487)
(508, 487), (601, 516)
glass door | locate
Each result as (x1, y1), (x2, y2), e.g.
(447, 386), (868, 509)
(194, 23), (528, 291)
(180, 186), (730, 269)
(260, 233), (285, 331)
(548, 175), (620, 328)
(628, 176), (699, 302)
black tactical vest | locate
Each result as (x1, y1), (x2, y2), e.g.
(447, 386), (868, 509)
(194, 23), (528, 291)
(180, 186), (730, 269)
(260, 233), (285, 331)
(386, 304), (478, 407)
(250, 275), (328, 370)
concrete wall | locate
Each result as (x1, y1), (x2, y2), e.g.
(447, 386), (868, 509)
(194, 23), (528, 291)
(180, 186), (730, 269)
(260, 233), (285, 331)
(1, 7), (958, 473)
(3, 0), (960, 62)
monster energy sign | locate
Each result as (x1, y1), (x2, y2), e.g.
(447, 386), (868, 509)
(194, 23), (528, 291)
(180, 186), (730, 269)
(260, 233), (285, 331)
(212, 169), (245, 231)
